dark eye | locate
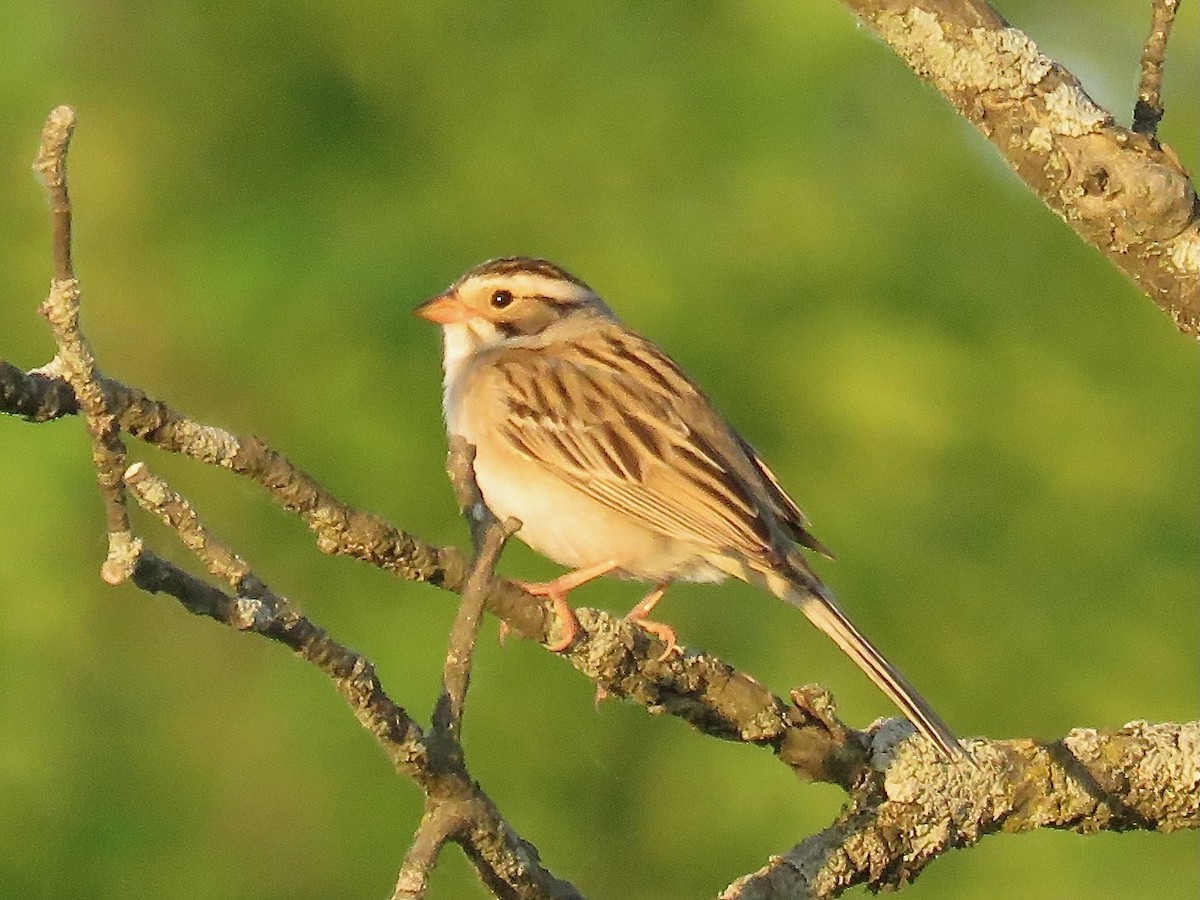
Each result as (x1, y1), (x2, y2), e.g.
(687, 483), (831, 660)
(490, 289), (515, 309)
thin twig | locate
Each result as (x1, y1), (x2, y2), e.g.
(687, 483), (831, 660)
(31, 105), (74, 281)
(31, 105), (140, 585)
(433, 515), (515, 740)
(1133, 0), (1180, 137)
(435, 440), (521, 740)
(394, 801), (471, 900)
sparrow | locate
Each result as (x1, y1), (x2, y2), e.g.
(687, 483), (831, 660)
(415, 256), (962, 759)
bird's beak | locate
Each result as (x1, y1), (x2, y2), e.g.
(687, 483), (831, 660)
(413, 290), (471, 324)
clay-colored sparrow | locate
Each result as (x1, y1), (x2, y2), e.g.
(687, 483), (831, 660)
(416, 257), (961, 758)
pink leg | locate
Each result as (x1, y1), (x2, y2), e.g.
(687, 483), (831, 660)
(624, 580), (678, 661)
(514, 560), (619, 652)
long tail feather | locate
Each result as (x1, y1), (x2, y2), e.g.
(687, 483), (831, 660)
(770, 564), (963, 759)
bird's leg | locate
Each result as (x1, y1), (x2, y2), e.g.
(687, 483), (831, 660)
(510, 560), (619, 652)
(624, 580), (679, 661)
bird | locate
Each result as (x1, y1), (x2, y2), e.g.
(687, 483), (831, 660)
(415, 256), (962, 759)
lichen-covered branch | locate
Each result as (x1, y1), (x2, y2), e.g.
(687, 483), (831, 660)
(724, 720), (1200, 899)
(839, 0), (1199, 335)
(395, 448), (536, 900)
(125, 463), (430, 778)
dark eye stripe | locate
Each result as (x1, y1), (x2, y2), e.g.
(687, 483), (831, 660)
(532, 293), (583, 309)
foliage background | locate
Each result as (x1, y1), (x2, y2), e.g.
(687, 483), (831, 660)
(1, 2), (1196, 898)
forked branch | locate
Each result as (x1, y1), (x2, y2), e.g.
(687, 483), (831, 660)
(839, 0), (1199, 335)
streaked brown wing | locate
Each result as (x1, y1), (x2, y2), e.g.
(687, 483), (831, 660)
(733, 433), (833, 559)
(491, 328), (785, 562)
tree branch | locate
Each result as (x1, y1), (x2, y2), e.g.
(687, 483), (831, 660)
(125, 462), (429, 776)
(395, 445), (527, 899)
(126, 461), (580, 898)
(723, 720), (1200, 898)
(32, 106), (141, 584)
(839, 0), (1199, 336)
(1133, 0), (1180, 137)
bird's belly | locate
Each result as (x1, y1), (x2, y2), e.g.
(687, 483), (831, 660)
(470, 443), (724, 584)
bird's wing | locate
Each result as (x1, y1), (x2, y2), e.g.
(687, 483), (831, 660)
(490, 327), (795, 563)
(733, 433), (834, 559)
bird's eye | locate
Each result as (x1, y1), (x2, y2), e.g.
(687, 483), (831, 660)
(490, 289), (515, 309)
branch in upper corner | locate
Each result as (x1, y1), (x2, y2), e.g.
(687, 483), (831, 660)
(1133, 0), (1180, 137)
(838, 0), (1200, 336)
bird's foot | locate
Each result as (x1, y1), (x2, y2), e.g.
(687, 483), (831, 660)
(513, 579), (582, 652)
(623, 581), (679, 661)
(625, 614), (679, 662)
(509, 561), (619, 653)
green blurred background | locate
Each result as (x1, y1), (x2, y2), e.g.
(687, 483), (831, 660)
(1, 3), (1196, 898)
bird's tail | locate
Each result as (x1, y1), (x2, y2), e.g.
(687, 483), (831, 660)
(766, 559), (963, 760)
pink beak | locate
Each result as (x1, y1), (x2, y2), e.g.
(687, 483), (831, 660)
(413, 290), (472, 324)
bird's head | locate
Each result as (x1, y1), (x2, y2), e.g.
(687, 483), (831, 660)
(415, 257), (611, 350)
